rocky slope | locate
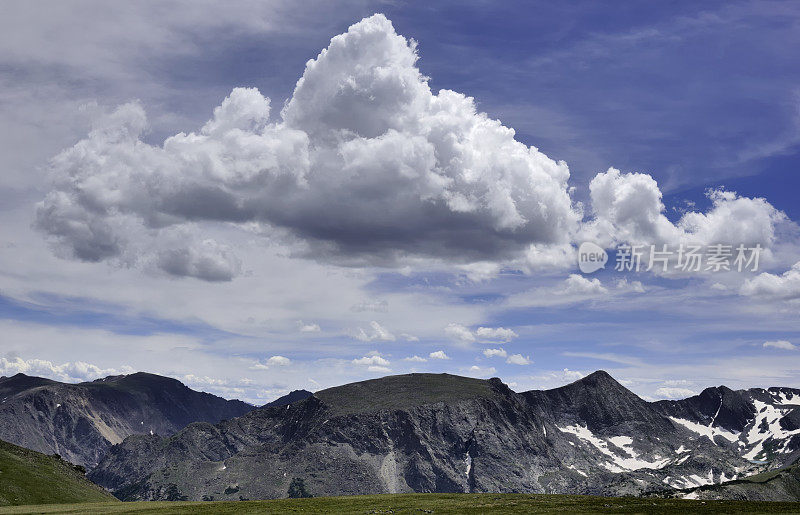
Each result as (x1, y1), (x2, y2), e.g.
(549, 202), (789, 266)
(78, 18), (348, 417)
(653, 386), (800, 471)
(0, 372), (254, 468)
(85, 371), (800, 501)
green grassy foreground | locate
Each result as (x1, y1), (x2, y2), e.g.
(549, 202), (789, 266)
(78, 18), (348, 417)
(0, 440), (116, 507)
(1, 493), (800, 515)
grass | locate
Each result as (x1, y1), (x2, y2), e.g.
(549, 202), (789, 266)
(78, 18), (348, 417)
(1, 493), (800, 514)
(0, 440), (116, 506)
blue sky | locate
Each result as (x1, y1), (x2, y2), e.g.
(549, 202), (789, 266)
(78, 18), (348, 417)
(1, 1), (799, 403)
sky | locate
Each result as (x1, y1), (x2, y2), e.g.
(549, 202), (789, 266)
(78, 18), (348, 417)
(1, 0), (800, 404)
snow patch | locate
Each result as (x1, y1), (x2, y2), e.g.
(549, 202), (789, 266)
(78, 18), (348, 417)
(774, 390), (800, 406)
(557, 424), (670, 473)
(669, 417), (739, 445)
(608, 436), (634, 455)
(742, 399), (800, 460)
(663, 470), (716, 489)
(566, 464), (587, 477)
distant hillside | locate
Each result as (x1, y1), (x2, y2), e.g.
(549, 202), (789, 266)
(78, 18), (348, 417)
(0, 438), (116, 506)
(0, 372), (254, 468)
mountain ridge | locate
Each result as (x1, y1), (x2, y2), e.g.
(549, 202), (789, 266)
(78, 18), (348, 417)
(0, 371), (255, 468)
(6, 369), (800, 502)
(88, 370), (768, 501)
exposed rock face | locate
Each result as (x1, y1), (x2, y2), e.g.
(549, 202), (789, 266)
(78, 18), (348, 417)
(0, 372), (254, 468)
(84, 371), (800, 502)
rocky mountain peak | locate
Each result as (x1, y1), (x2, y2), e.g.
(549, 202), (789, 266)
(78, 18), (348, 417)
(264, 389), (313, 407)
(656, 384), (755, 433)
(0, 373), (57, 397)
(0, 371), (255, 467)
(575, 370), (624, 388)
(549, 369), (637, 400)
(524, 370), (672, 435)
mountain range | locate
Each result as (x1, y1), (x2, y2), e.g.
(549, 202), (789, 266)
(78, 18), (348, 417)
(3, 369), (800, 502)
(82, 371), (800, 502)
(0, 372), (254, 468)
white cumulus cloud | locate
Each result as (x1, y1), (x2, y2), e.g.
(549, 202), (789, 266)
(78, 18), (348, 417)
(506, 354), (532, 365)
(446, 323), (517, 344)
(353, 321), (396, 342)
(582, 168), (785, 254)
(250, 355), (292, 369)
(35, 14), (582, 279)
(429, 350), (450, 360)
(467, 365), (496, 377)
(482, 348), (508, 358)
(267, 355), (291, 366)
(475, 326), (518, 343)
(353, 354), (390, 366)
(763, 340), (796, 351)
(741, 262), (800, 300)
(559, 274), (608, 295)
(444, 323), (476, 344)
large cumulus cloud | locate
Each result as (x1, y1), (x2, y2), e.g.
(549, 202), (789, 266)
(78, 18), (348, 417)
(582, 167), (785, 251)
(36, 14), (789, 282)
(36, 14), (580, 280)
